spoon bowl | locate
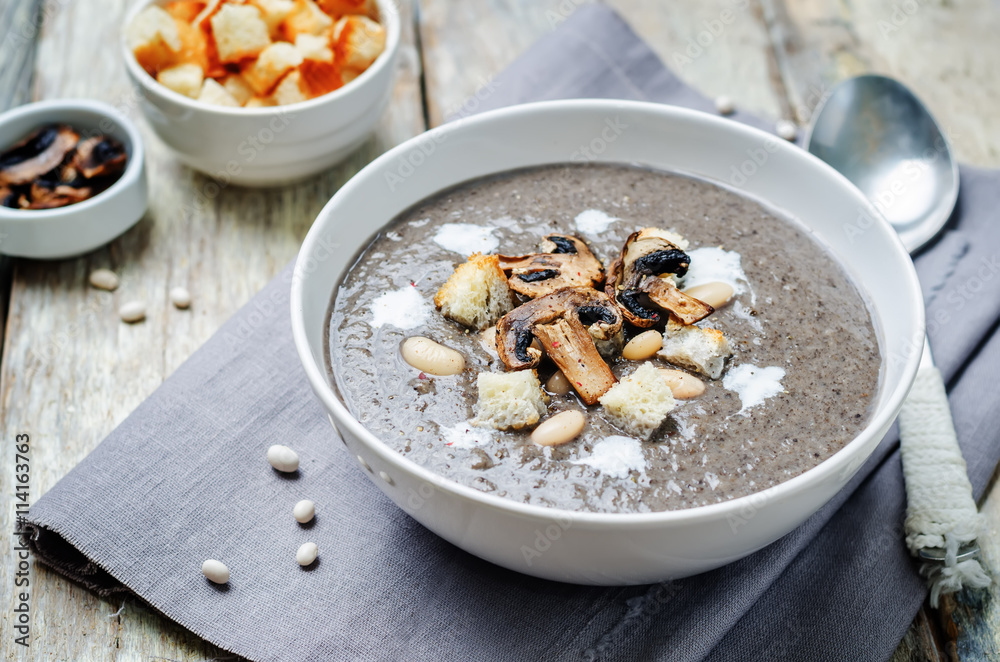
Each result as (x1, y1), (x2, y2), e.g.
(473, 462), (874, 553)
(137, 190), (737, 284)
(805, 74), (958, 252)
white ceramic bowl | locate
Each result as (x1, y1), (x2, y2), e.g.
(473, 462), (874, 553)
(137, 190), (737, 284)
(0, 99), (148, 260)
(120, 0), (400, 186)
(292, 100), (925, 585)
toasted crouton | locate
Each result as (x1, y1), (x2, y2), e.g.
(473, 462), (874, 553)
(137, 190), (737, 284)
(657, 319), (731, 379)
(243, 42), (304, 94)
(318, 0), (375, 17)
(472, 371), (548, 431)
(272, 70), (310, 105)
(192, 0), (223, 29)
(165, 1), (206, 23)
(245, 95), (278, 108)
(210, 3), (272, 63)
(282, 0), (334, 40)
(598, 363), (676, 439)
(333, 14), (385, 70)
(223, 74), (255, 105)
(295, 33), (334, 62)
(340, 68), (359, 85)
(197, 78), (241, 107)
(127, 5), (183, 73)
(173, 16), (210, 71)
(250, 0), (296, 35)
(299, 59), (342, 96)
(157, 63), (204, 98)
(434, 254), (515, 331)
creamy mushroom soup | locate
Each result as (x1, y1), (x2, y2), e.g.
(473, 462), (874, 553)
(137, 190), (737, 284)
(326, 163), (881, 513)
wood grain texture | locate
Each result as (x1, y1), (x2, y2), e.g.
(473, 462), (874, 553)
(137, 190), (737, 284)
(0, 0), (424, 659)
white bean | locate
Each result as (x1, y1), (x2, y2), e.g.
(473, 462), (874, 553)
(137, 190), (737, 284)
(622, 330), (663, 360)
(400, 337), (465, 376)
(170, 286), (191, 309)
(545, 370), (571, 395)
(267, 444), (299, 472)
(531, 410), (586, 447)
(293, 499), (315, 523)
(89, 268), (119, 291)
(776, 119), (798, 141)
(714, 95), (735, 115)
(660, 368), (706, 399)
(201, 559), (229, 584)
(296, 542), (318, 566)
(119, 301), (146, 323)
(683, 281), (735, 309)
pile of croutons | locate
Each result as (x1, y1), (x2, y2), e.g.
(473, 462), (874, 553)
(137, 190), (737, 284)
(126, 0), (387, 107)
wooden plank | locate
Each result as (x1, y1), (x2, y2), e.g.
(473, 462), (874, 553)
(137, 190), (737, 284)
(419, 0), (786, 128)
(758, 1), (1000, 659)
(0, 0), (424, 659)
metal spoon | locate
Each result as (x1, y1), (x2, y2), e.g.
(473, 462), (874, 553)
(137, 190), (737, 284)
(806, 75), (982, 571)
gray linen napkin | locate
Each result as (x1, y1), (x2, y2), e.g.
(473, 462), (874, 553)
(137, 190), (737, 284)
(23, 5), (1000, 661)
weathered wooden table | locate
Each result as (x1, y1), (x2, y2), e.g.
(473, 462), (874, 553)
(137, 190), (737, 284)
(1, 0), (998, 659)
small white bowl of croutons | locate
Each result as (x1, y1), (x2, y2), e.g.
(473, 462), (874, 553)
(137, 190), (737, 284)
(121, 0), (399, 186)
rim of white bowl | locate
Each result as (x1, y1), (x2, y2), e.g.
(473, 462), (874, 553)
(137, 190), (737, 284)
(0, 98), (145, 222)
(292, 98), (926, 526)
(120, 0), (401, 117)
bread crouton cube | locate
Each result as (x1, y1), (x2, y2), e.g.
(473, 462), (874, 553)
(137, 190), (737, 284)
(250, 0), (296, 35)
(192, 0), (223, 29)
(333, 15), (385, 70)
(295, 33), (334, 62)
(598, 363), (676, 439)
(657, 319), (731, 379)
(282, 0), (334, 41)
(244, 95), (278, 108)
(272, 70), (310, 105)
(165, 1), (207, 23)
(434, 254), (514, 331)
(472, 371), (548, 431)
(197, 78), (241, 107)
(157, 63), (205, 98)
(127, 5), (183, 73)
(340, 68), (359, 85)
(174, 16), (210, 71)
(318, 0), (375, 17)
(210, 3), (272, 63)
(223, 74), (255, 105)
(243, 42), (304, 94)
(299, 59), (342, 96)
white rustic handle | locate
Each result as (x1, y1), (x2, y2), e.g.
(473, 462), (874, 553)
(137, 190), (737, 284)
(898, 361), (990, 605)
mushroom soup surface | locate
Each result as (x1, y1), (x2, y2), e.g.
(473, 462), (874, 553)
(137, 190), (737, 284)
(326, 163), (881, 513)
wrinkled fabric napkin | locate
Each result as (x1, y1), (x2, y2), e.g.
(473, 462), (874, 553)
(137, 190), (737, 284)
(24, 5), (1000, 661)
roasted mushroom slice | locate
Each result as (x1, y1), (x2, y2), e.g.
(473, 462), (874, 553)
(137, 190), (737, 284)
(495, 287), (622, 405)
(0, 125), (80, 186)
(72, 136), (127, 179)
(607, 228), (714, 327)
(498, 234), (605, 298)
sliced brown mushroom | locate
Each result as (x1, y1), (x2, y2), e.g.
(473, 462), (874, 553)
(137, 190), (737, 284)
(606, 228), (714, 327)
(0, 125), (79, 186)
(495, 286), (622, 405)
(497, 234), (605, 299)
(27, 182), (93, 209)
(72, 136), (127, 179)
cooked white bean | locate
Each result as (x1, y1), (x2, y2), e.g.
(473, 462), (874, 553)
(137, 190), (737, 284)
(622, 330), (663, 360)
(293, 499), (315, 523)
(119, 301), (146, 323)
(296, 542), (318, 566)
(545, 370), (571, 395)
(89, 268), (119, 291)
(531, 410), (586, 447)
(776, 119), (798, 141)
(714, 95), (735, 115)
(267, 444), (299, 472)
(201, 559), (229, 584)
(660, 368), (706, 399)
(170, 286), (191, 309)
(683, 281), (735, 309)
(400, 337), (465, 376)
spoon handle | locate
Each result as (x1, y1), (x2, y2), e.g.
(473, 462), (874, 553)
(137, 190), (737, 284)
(897, 336), (990, 605)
